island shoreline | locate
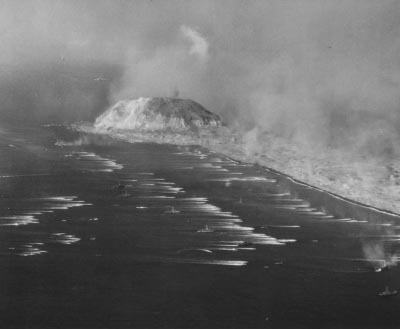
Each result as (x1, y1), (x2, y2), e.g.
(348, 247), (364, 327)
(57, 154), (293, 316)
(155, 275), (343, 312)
(69, 122), (400, 218)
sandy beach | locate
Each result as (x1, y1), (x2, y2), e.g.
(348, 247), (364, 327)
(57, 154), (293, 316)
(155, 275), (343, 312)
(71, 122), (400, 216)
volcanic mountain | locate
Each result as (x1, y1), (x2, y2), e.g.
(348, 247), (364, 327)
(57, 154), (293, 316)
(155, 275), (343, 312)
(94, 97), (222, 130)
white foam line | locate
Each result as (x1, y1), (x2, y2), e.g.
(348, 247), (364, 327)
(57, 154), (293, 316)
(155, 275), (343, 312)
(18, 249), (47, 256)
(318, 215), (335, 219)
(173, 259), (248, 266)
(262, 193), (290, 197)
(38, 196), (77, 201)
(255, 240), (285, 246)
(177, 248), (213, 254)
(370, 223), (393, 227)
(347, 220), (368, 223)
(1, 215), (37, 219)
(207, 176), (277, 183)
(210, 243), (240, 248)
(135, 196), (175, 199)
(196, 163), (223, 168)
(190, 218), (242, 223)
(206, 178), (234, 182)
(356, 234), (400, 238)
(268, 170), (400, 218)
(46, 206), (70, 210)
(213, 225), (254, 231)
(272, 206), (297, 210)
(178, 197), (209, 202)
(264, 225), (301, 228)
(209, 247), (238, 251)
(0, 173), (58, 178)
(51, 233), (81, 245)
(295, 208), (317, 212)
(0, 215), (39, 226)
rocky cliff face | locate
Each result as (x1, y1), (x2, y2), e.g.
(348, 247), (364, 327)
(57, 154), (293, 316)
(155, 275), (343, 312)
(94, 97), (222, 130)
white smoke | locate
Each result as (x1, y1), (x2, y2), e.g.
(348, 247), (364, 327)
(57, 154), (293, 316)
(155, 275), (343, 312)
(3, 0), (400, 143)
(363, 240), (399, 270)
(111, 25), (211, 103)
(180, 25), (209, 61)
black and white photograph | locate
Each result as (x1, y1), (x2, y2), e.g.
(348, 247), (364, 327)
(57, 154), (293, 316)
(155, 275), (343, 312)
(1, 1), (400, 328)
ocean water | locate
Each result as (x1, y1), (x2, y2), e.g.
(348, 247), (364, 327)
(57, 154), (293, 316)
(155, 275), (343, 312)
(0, 124), (399, 329)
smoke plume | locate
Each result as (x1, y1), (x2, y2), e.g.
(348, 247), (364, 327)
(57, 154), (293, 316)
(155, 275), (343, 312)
(180, 25), (209, 62)
(362, 240), (399, 270)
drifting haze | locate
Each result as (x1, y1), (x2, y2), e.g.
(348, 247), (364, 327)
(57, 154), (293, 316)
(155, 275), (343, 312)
(2, 0), (400, 155)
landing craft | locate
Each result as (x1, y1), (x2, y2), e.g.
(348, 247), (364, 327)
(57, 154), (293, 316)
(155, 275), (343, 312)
(164, 206), (180, 214)
(197, 225), (214, 233)
(112, 182), (126, 190)
(375, 260), (390, 272)
(238, 241), (254, 247)
(379, 286), (397, 297)
(381, 262), (390, 272)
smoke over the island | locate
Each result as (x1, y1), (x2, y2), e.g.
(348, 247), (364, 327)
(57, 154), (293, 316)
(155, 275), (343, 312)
(1, 0), (400, 156)
(180, 25), (209, 62)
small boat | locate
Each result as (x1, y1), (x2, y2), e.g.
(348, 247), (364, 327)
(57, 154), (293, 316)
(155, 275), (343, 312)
(164, 206), (180, 214)
(119, 190), (129, 198)
(112, 182), (126, 190)
(379, 286), (398, 297)
(197, 225), (214, 233)
(380, 265), (390, 272)
(177, 248), (213, 254)
(375, 261), (390, 272)
(238, 241), (254, 247)
(381, 261), (390, 271)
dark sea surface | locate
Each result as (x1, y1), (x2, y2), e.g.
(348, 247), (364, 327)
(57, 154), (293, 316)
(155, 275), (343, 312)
(0, 124), (400, 329)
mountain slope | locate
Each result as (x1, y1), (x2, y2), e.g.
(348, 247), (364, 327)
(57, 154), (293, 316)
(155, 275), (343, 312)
(95, 97), (222, 130)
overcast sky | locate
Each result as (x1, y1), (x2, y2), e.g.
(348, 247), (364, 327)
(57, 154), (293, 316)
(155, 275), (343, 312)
(1, 0), (400, 154)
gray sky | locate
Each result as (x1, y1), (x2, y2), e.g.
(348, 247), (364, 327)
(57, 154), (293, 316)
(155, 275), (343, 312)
(1, 0), (400, 154)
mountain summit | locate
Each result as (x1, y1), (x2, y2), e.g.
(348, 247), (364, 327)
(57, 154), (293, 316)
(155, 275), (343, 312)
(94, 97), (222, 130)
